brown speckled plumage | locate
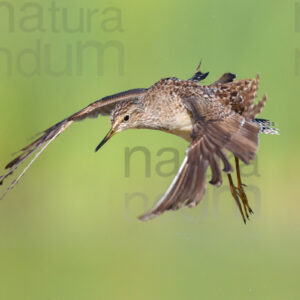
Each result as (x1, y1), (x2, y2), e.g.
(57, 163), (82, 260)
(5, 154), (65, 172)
(0, 64), (278, 223)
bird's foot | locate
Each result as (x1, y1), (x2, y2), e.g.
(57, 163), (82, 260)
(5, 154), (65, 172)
(237, 183), (253, 217)
(228, 177), (246, 224)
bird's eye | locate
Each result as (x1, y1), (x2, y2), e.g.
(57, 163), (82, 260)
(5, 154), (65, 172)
(124, 115), (130, 121)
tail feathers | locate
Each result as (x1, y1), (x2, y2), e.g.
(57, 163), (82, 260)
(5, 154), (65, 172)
(233, 74), (259, 113)
(235, 75), (279, 134)
(244, 74), (259, 108)
(253, 118), (275, 126)
(229, 75), (267, 121)
(245, 94), (267, 119)
(253, 118), (279, 135)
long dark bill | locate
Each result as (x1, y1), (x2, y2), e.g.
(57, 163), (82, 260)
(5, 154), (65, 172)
(95, 128), (115, 152)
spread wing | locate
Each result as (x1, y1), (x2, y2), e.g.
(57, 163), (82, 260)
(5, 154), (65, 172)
(0, 88), (147, 199)
(139, 94), (260, 221)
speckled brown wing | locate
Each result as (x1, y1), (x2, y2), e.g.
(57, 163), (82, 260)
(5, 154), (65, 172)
(209, 74), (267, 119)
(139, 95), (260, 221)
(0, 88), (147, 199)
(183, 96), (260, 162)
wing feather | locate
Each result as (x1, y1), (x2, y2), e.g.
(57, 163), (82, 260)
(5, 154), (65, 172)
(212, 73), (236, 84)
(0, 88), (147, 198)
(139, 92), (260, 221)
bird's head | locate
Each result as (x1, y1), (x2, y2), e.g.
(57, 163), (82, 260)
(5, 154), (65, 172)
(95, 99), (144, 152)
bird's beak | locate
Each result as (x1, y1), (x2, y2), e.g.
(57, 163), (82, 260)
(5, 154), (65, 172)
(95, 128), (116, 152)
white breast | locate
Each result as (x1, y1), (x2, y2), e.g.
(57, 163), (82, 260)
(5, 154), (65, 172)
(166, 110), (193, 142)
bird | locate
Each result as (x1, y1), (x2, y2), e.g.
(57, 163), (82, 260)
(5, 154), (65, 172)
(0, 62), (278, 223)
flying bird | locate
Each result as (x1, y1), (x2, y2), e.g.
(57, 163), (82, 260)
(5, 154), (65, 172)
(0, 63), (278, 223)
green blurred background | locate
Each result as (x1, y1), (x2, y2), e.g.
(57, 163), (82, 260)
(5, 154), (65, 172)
(0, 0), (299, 299)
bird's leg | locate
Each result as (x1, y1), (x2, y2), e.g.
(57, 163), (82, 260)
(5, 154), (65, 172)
(227, 174), (246, 224)
(234, 156), (253, 216)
